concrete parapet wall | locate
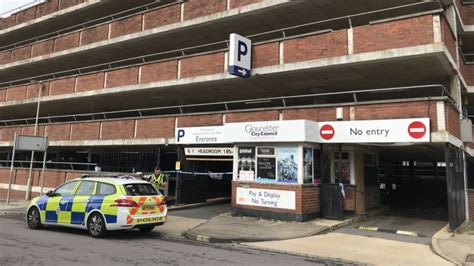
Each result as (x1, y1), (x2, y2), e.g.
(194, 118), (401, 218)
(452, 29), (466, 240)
(441, 17), (457, 64)
(0, 100), (461, 144)
(353, 15), (434, 54)
(456, 0), (474, 26)
(0, 15), (444, 105)
(0, 0), (85, 31)
(284, 30), (348, 63)
(461, 61), (474, 86)
(0, 0), (264, 67)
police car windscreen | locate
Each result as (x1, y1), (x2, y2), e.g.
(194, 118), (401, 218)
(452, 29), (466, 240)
(124, 183), (159, 196)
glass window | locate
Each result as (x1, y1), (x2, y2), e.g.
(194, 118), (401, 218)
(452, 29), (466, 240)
(303, 147), (313, 184)
(75, 181), (96, 196)
(123, 183), (158, 196)
(313, 149), (322, 184)
(97, 183), (116, 196)
(55, 181), (79, 196)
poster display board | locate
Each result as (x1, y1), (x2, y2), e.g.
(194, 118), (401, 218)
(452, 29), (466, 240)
(256, 157), (276, 181)
(303, 147), (313, 184)
(277, 147), (298, 183)
(238, 147), (255, 181)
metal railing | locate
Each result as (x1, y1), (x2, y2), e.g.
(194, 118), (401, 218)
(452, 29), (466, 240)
(0, 1), (442, 88)
(461, 52), (474, 63)
(0, 84), (452, 127)
(0, 160), (97, 171)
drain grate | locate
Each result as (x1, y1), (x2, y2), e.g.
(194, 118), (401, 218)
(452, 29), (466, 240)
(466, 254), (474, 263)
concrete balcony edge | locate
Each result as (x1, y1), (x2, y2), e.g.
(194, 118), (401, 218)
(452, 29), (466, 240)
(0, 137), (175, 148)
(431, 131), (463, 148)
(0, 43), (446, 109)
(0, 0), (102, 36)
(0, 0), (289, 73)
(0, 133), (463, 148)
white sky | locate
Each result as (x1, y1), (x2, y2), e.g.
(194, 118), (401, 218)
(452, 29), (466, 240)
(0, 0), (37, 15)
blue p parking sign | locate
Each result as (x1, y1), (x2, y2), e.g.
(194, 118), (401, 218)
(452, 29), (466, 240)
(229, 33), (252, 78)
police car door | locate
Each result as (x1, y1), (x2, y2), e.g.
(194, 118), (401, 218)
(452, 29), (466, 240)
(45, 181), (79, 224)
(71, 181), (97, 226)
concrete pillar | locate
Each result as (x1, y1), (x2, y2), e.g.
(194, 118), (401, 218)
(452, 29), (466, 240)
(463, 152), (470, 222)
(445, 5), (458, 39)
(445, 4), (459, 64)
(347, 28), (354, 55)
(436, 101), (447, 131)
(450, 75), (463, 115)
(354, 150), (365, 213)
(87, 149), (92, 170)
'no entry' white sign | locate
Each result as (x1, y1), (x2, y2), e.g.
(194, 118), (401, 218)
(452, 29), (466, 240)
(318, 118), (430, 143)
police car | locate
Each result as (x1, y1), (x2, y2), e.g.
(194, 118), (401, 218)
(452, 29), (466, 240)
(26, 175), (167, 238)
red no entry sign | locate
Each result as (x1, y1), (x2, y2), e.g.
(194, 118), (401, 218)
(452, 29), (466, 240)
(320, 124), (335, 140)
(408, 121), (426, 139)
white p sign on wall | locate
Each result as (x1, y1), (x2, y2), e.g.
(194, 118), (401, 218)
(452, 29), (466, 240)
(229, 33), (252, 78)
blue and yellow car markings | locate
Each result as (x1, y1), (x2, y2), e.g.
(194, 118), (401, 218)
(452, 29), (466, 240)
(31, 181), (119, 225)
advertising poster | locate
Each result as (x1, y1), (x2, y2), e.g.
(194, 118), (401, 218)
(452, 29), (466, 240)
(303, 147), (313, 184)
(256, 157), (276, 181)
(238, 147), (255, 181)
(277, 147), (298, 183)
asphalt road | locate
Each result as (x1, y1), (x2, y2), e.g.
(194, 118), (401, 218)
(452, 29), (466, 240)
(0, 217), (347, 266)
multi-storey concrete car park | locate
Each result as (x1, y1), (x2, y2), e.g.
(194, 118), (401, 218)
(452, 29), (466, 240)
(0, 0), (473, 230)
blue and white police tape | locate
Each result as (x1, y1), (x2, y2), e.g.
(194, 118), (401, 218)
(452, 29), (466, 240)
(162, 170), (233, 176)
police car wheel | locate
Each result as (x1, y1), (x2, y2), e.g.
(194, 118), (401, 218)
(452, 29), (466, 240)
(87, 213), (107, 238)
(27, 207), (42, 229)
(138, 226), (155, 233)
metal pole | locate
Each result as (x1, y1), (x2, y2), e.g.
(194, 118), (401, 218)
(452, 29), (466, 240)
(6, 134), (17, 205)
(462, 152), (470, 222)
(39, 137), (48, 196)
(338, 143), (342, 183)
(175, 146), (181, 205)
(25, 82), (42, 200)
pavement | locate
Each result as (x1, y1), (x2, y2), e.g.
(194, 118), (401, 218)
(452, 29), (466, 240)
(184, 213), (359, 243)
(243, 231), (451, 265)
(338, 213), (447, 245)
(432, 223), (474, 265)
(183, 206), (389, 243)
(0, 200), (29, 217)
